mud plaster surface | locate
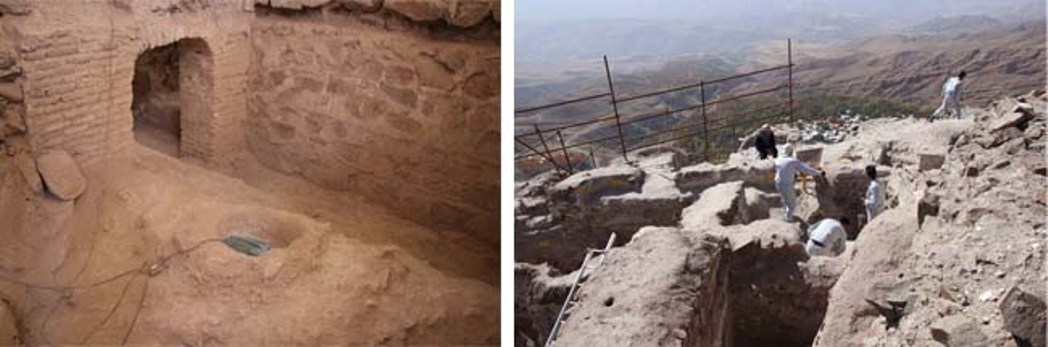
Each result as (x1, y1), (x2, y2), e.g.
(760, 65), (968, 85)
(0, 146), (498, 345)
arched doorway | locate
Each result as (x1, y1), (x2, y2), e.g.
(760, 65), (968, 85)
(131, 38), (212, 158)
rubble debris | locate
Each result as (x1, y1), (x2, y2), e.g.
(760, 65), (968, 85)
(865, 298), (906, 329)
(998, 286), (1046, 347)
(0, 52), (14, 70)
(0, 66), (20, 81)
(978, 290), (996, 302)
(918, 153), (945, 172)
(0, 0), (31, 15)
(35, 151), (87, 201)
(794, 113), (874, 144)
(917, 191), (940, 226)
(0, 106), (26, 139)
(989, 98), (1035, 131)
(930, 315), (991, 346)
(0, 83), (21, 103)
(990, 110), (1035, 133)
(12, 147), (41, 192)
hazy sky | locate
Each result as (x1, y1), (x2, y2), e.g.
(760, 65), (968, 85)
(516, 0), (1042, 22)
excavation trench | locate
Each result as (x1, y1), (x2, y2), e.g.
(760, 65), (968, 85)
(725, 240), (832, 347)
(520, 178), (848, 346)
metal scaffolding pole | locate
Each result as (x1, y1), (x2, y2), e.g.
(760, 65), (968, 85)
(533, 124), (560, 173)
(788, 38), (794, 123)
(557, 130), (573, 174)
(603, 55), (628, 162)
(700, 81), (709, 160)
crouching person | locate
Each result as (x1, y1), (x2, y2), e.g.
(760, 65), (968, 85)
(806, 218), (847, 257)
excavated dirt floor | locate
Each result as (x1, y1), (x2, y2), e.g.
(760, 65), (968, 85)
(0, 144), (499, 345)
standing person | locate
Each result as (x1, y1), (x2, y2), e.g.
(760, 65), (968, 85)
(754, 124), (778, 160)
(806, 218), (847, 257)
(864, 165), (885, 223)
(775, 144), (825, 222)
(931, 70), (967, 120)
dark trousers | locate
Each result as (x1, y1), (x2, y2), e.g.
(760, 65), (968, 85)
(758, 147), (778, 160)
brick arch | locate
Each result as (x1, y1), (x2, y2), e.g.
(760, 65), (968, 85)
(174, 37), (214, 160)
(130, 37), (215, 161)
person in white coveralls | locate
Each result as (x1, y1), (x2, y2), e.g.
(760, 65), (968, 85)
(863, 164), (885, 223)
(931, 70), (967, 120)
(774, 144), (824, 222)
(806, 218), (847, 257)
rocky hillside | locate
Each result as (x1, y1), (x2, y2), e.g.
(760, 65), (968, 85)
(743, 22), (1046, 106)
(814, 92), (1047, 346)
(515, 90), (1046, 346)
(515, 21), (1046, 172)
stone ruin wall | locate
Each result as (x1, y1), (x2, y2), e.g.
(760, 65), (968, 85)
(2, 0), (500, 246)
(248, 0), (500, 246)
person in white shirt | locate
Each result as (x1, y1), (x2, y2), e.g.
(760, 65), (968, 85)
(864, 165), (885, 223)
(774, 144), (824, 222)
(931, 70), (966, 120)
(806, 218), (847, 257)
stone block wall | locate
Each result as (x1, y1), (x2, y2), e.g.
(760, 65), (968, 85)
(247, 3), (499, 245)
(7, 0), (252, 165)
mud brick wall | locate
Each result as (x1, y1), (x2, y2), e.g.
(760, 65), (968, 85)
(7, 0), (253, 166)
(248, 6), (500, 245)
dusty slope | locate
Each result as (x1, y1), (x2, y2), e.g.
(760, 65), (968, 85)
(0, 145), (499, 345)
(813, 93), (1047, 346)
(747, 23), (1046, 105)
(515, 23), (1045, 171)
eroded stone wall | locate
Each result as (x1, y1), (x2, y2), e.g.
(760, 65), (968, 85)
(247, 4), (499, 245)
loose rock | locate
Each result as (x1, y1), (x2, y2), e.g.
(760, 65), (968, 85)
(998, 286), (1046, 347)
(930, 315), (991, 346)
(36, 150), (87, 200)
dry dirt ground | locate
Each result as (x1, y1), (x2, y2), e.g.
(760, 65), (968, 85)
(0, 144), (499, 345)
